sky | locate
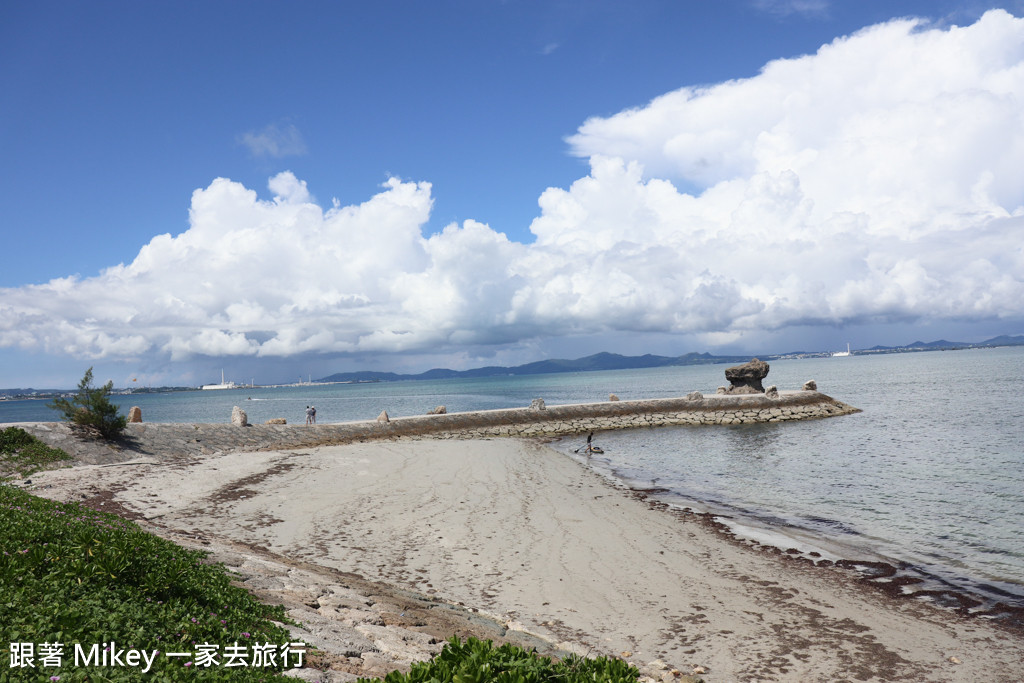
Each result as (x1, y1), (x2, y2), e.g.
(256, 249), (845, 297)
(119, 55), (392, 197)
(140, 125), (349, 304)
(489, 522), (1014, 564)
(2, 0), (1024, 388)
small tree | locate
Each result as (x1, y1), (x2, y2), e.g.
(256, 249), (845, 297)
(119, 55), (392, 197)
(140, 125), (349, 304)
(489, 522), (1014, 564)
(49, 367), (128, 439)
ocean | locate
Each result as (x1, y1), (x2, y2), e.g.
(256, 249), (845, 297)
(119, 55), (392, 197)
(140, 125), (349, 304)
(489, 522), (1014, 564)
(3, 346), (1023, 612)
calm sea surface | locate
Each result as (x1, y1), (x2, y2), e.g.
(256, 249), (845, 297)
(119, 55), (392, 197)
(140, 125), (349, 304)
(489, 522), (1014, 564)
(3, 347), (1023, 608)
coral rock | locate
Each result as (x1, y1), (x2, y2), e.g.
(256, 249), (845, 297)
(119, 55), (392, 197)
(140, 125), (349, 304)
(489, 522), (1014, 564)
(724, 358), (769, 393)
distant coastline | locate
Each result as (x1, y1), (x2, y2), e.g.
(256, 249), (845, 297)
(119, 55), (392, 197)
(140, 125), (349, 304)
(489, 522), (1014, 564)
(3, 334), (1022, 399)
(314, 333), (1024, 384)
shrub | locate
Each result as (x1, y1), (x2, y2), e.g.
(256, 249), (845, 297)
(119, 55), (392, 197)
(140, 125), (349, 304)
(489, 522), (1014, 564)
(48, 367), (127, 439)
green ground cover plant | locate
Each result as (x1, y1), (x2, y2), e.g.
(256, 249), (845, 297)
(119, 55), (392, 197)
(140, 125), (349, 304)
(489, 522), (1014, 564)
(357, 636), (640, 683)
(48, 367), (127, 440)
(0, 484), (296, 681)
(0, 427), (71, 478)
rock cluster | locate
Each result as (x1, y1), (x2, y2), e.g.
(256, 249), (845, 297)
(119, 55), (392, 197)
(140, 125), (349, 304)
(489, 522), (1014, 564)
(635, 657), (708, 683)
(529, 398), (546, 411)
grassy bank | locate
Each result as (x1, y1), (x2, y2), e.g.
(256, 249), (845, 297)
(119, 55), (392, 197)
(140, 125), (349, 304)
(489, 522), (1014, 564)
(0, 482), (296, 681)
(0, 427), (72, 479)
(358, 636), (640, 683)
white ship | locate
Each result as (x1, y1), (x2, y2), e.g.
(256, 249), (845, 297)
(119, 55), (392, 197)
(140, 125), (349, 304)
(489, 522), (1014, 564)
(201, 370), (237, 390)
(832, 343), (851, 357)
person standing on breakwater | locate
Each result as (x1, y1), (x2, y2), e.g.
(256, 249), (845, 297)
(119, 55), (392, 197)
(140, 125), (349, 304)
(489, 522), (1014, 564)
(305, 406), (314, 425)
(311, 406), (317, 424)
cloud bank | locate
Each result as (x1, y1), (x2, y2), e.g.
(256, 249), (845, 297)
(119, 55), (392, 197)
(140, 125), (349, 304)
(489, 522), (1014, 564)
(3, 10), (1023, 367)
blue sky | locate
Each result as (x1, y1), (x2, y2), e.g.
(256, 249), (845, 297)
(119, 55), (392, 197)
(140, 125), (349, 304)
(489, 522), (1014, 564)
(2, 0), (1023, 388)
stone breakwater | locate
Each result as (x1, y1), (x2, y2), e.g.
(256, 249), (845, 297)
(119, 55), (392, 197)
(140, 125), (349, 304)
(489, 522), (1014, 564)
(388, 389), (859, 439)
(17, 390), (858, 465)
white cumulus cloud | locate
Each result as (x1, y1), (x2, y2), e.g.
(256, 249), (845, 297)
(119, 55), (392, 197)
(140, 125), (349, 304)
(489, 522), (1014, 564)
(2, 10), (1023, 369)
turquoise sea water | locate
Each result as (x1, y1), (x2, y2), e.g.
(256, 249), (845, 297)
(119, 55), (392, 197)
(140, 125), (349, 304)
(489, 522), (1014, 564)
(3, 347), (1023, 611)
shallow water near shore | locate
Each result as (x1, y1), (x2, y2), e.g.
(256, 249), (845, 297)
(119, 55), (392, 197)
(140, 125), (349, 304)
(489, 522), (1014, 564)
(4, 346), (1023, 613)
(552, 347), (1024, 613)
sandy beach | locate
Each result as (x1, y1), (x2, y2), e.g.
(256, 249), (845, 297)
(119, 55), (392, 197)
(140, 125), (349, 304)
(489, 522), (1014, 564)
(22, 434), (1024, 682)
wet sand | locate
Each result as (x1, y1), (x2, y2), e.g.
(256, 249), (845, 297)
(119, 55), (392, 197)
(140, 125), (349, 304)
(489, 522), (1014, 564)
(25, 436), (1024, 682)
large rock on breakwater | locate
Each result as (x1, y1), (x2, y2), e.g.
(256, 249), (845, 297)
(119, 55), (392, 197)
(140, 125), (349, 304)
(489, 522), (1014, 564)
(724, 358), (770, 394)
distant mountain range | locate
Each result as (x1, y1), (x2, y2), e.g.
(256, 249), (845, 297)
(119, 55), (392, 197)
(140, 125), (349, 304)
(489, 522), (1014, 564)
(317, 334), (1024, 384)
(317, 351), (752, 384)
(4, 335), (1022, 395)
(866, 334), (1024, 351)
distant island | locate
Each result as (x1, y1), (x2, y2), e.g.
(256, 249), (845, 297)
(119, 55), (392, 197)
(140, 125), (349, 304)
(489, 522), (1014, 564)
(0, 385), (199, 402)
(316, 334), (1024, 384)
(3, 334), (1022, 398)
